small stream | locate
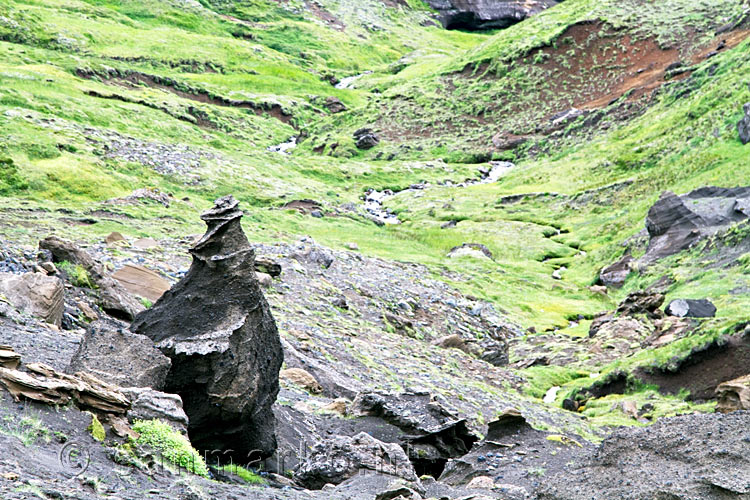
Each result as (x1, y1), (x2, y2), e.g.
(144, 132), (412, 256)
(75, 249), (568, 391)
(268, 136), (298, 155)
(364, 161), (515, 225)
(335, 71), (373, 90)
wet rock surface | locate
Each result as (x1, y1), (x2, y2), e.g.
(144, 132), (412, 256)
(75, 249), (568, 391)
(131, 196), (283, 459)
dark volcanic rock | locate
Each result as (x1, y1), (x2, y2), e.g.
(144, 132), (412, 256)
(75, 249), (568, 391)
(665, 298), (717, 318)
(325, 96), (347, 113)
(294, 432), (418, 489)
(642, 187), (750, 263)
(354, 128), (380, 149)
(68, 319), (171, 389)
(130, 195), (283, 459)
(538, 411), (750, 499)
(426, 0), (558, 30)
(738, 103), (750, 144)
(440, 408), (588, 495)
(351, 391), (478, 477)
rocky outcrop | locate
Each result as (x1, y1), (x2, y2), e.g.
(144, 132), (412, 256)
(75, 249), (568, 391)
(642, 187), (750, 263)
(665, 298), (716, 318)
(447, 243), (493, 260)
(538, 411), (750, 499)
(0, 361), (130, 414)
(68, 320), (171, 389)
(351, 392), (478, 477)
(0, 272), (64, 326)
(130, 196), (283, 459)
(615, 290), (664, 318)
(716, 374), (750, 412)
(426, 0), (559, 30)
(39, 236), (144, 320)
(110, 264), (171, 303)
(325, 96), (347, 113)
(0, 346), (21, 369)
(440, 409), (585, 496)
(354, 128), (379, 149)
(280, 368), (323, 394)
(293, 432), (418, 489)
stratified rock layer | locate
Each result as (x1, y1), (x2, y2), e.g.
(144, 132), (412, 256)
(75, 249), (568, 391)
(0, 272), (64, 326)
(131, 196), (283, 459)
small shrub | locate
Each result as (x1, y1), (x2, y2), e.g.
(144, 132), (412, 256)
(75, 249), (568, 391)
(86, 413), (105, 442)
(219, 464), (267, 485)
(131, 420), (209, 477)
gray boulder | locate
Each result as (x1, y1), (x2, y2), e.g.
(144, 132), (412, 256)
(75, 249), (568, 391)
(294, 432), (418, 489)
(642, 187), (750, 263)
(665, 298), (717, 318)
(426, 0), (558, 30)
(738, 103), (750, 144)
(122, 387), (189, 434)
(599, 254), (633, 288)
(0, 272), (64, 326)
(67, 320), (171, 389)
(354, 128), (380, 150)
(130, 195), (283, 459)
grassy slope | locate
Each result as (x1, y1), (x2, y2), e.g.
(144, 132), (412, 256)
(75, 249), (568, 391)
(1, 0), (749, 427)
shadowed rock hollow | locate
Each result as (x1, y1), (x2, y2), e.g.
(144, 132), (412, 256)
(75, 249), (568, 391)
(426, 0), (559, 30)
(131, 195), (283, 460)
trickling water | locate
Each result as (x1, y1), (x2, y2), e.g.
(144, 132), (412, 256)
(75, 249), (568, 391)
(362, 161), (515, 225)
(335, 71), (373, 90)
(268, 136), (297, 155)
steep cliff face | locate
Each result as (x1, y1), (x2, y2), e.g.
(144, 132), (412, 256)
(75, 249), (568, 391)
(426, 0), (560, 30)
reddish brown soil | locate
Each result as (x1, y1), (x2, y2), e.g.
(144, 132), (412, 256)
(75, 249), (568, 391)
(635, 333), (750, 401)
(377, 21), (750, 152)
(304, 1), (345, 31)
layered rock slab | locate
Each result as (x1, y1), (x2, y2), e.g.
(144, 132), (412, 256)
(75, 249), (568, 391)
(131, 196), (283, 459)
